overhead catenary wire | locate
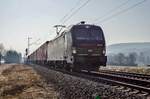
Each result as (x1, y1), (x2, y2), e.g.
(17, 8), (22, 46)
(58, 0), (91, 34)
(95, 0), (147, 24)
(62, 0), (91, 25)
(93, 0), (130, 23)
(60, 0), (82, 23)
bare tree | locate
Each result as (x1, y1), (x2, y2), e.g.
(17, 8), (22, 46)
(5, 50), (22, 63)
(107, 52), (137, 66)
(115, 53), (126, 65)
(127, 52), (137, 66)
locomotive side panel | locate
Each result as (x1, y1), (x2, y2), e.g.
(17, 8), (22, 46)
(64, 31), (73, 64)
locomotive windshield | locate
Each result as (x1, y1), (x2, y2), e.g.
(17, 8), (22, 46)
(72, 25), (104, 43)
(74, 28), (103, 41)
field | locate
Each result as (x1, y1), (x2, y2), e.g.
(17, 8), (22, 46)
(0, 64), (58, 99)
(101, 65), (150, 75)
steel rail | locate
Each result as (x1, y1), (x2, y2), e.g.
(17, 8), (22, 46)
(99, 70), (150, 80)
(80, 71), (150, 94)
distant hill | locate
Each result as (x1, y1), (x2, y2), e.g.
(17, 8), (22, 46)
(107, 42), (150, 55)
(107, 42), (150, 66)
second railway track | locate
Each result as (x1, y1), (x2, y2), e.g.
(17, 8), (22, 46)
(80, 71), (150, 94)
(99, 69), (150, 80)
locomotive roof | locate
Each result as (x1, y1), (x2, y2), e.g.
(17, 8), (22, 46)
(67, 24), (101, 31)
(49, 23), (101, 43)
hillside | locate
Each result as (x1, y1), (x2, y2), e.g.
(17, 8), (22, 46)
(107, 42), (150, 55)
(107, 42), (150, 66)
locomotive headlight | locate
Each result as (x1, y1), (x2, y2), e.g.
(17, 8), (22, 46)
(72, 48), (77, 54)
(102, 49), (106, 55)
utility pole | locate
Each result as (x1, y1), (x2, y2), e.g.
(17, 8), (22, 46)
(26, 37), (40, 56)
(25, 36), (40, 64)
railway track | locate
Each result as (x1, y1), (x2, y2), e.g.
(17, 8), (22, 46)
(59, 70), (150, 95)
(99, 70), (150, 80)
(30, 64), (150, 96)
(80, 71), (150, 94)
(48, 68), (150, 95)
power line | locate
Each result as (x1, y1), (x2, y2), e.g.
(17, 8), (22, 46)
(62, 0), (91, 25)
(57, 0), (91, 34)
(95, 0), (146, 24)
(60, 0), (82, 23)
(93, 0), (130, 23)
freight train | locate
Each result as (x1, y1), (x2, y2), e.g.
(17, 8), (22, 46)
(28, 21), (107, 71)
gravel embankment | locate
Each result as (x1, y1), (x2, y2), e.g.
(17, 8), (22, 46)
(32, 64), (147, 99)
(0, 64), (58, 99)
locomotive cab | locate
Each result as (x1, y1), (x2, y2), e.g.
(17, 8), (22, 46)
(68, 22), (107, 71)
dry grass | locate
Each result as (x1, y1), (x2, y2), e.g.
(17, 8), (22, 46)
(101, 66), (150, 75)
(117, 67), (150, 75)
(0, 64), (58, 99)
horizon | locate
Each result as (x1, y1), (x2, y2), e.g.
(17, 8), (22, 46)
(107, 41), (150, 46)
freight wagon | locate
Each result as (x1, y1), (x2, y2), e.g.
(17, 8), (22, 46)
(28, 41), (49, 64)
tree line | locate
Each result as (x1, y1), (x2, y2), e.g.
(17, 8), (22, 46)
(0, 43), (22, 64)
(107, 52), (150, 66)
(107, 52), (137, 66)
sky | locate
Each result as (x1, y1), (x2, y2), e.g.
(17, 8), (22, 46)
(0, 0), (150, 55)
